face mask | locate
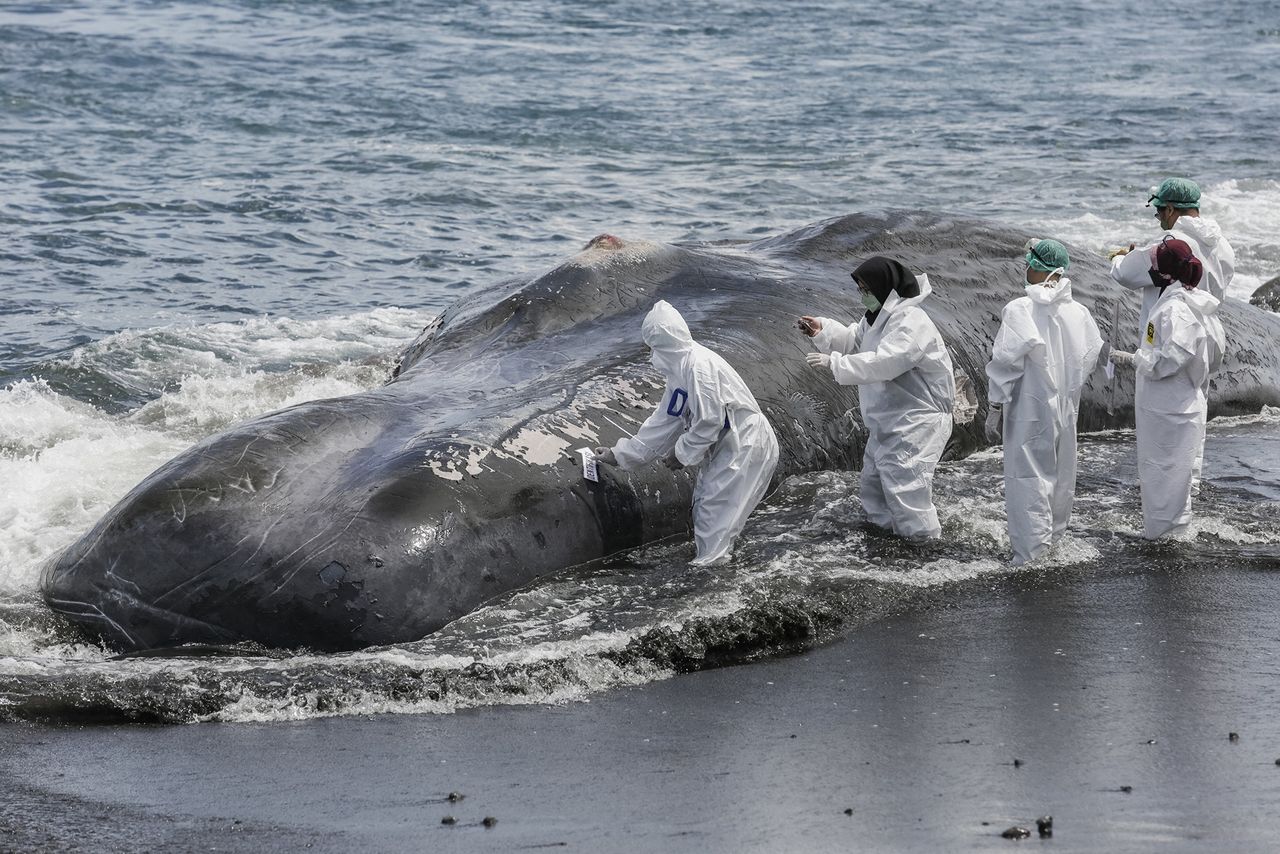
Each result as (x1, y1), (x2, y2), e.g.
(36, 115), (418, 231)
(1027, 267), (1064, 287)
(861, 291), (881, 311)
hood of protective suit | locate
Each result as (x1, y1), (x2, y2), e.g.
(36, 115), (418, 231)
(1026, 276), (1074, 308)
(1178, 286), (1226, 375)
(1172, 215), (1225, 251)
(878, 272), (933, 318)
(642, 300), (694, 375)
(1179, 286), (1221, 317)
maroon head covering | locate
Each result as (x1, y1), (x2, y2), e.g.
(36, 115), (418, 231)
(1149, 236), (1203, 291)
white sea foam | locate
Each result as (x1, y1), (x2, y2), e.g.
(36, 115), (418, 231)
(204, 654), (671, 724)
(1188, 514), (1279, 546)
(0, 380), (188, 597)
(0, 309), (431, 613)
(1209, 405), (1280, 429)
(1200, 179), (1280, 298)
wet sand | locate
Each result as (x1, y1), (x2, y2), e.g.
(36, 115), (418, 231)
(4, 561), (1280, 853)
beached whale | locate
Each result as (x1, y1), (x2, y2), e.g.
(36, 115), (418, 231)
(41, 213), (1280, 652)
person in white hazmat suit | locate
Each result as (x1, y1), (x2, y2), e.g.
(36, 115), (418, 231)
(984, 239), (1104, 564)
(1110, 178), (1232, 490)
(1109, 177), (1235, 333)
(799, 257), (955, 540)
(594, 300), (779, 566)
(1110, 237), (1225, 539)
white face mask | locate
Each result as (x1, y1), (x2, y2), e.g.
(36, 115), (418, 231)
(1026, 267), (1065, 287)
(650, 348), (681, 375)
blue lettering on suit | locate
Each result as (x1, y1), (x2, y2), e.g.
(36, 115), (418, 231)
(667, 388), (688, 416)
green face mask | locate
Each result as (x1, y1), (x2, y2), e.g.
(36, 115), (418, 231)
(861, 291), (881, 311)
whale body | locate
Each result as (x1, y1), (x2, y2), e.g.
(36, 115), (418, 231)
(41, 213), (1280, 652)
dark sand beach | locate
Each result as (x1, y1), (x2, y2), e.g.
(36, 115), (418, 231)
(5, 560), (1279, 853)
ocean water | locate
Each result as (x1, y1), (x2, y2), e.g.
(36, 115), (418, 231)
(2, 0), (1279, 722)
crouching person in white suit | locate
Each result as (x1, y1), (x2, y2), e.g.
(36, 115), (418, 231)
(595, 300), (780, 565)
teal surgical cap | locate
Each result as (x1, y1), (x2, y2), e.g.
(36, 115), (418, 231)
(1025, 238), (1070, 273)
(1147, 177), (1201, 209)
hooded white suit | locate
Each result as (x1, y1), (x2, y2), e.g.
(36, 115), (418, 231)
(986, 278), (1104, 563)
(810, 275), (955, 539)
(1173, 216), (1235, 300)
(611, 301), (779, 565)
(1134, 285), (1225, 539)
(1111, 222), (1231, 487)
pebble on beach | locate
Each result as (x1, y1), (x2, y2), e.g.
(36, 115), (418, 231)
(448, 792), (464, 802)
(1001, 826), (1031, 839)
(1036, 816), (1053, 837)
(441, 816), (457, 826)
(1229, 732), (1240, 742)
(482, 816), (498, 828)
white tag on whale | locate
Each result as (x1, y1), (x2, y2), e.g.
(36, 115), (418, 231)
(577, 448), (599, 482)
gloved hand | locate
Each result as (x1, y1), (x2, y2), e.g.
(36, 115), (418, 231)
(663, 452), (685, 471)
(805, 352), (831, 369)
(797, 316), (823, 337)
(984, 407), (1002, 443)
(593, 446), (617, 466)
(1107, 243), (1136, 261)
(1109, 350), (1136, 367)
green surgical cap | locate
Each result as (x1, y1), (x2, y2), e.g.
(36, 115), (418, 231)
(1147, 177), (1201, 209)
(1025, 238), (1069, 273)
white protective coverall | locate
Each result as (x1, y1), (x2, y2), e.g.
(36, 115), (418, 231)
(1134, 285), (1224, 539)
(611, 301), (780, 565)
(1111, 229), (1231, 486)
(810, 275), (955, 539)
(985, 278), (1104, 564)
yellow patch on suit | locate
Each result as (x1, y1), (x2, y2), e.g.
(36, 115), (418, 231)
(1145, 322), (1155, 345)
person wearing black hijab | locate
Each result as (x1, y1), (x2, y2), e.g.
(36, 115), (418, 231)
(797, 257), (956, 540)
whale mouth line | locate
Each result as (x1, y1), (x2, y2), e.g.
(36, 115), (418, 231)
(45, 596), (140, 648)
(46, 593), (240, 653)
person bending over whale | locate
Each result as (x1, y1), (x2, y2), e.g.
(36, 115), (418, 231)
(799, 257), (956, 540)
(1110, 237), (1224, 540)
(985, 239), (1103, 565)
(595, 300), (780, 566)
